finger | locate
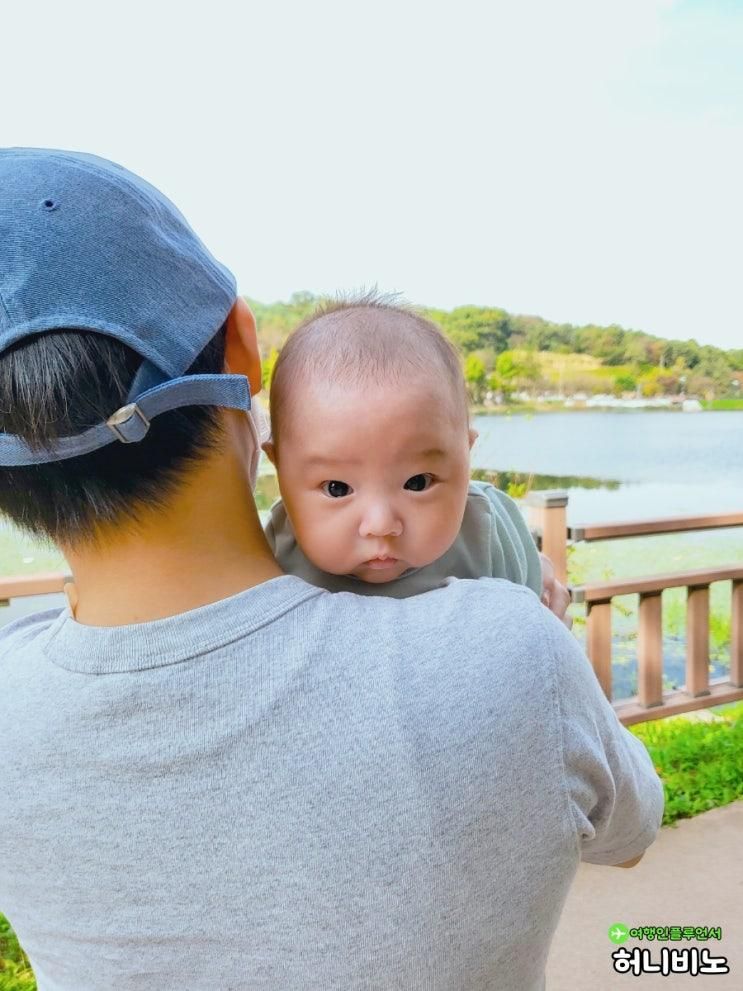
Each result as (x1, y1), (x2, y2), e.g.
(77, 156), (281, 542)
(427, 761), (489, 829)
(549, 585), (571, 620)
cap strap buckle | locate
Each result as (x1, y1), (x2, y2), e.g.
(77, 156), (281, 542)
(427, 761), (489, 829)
(106, 402), (151, 443)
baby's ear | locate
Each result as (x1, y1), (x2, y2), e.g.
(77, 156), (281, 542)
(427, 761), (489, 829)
(262, 441), (277, 466)
(468, 428), (479, 450)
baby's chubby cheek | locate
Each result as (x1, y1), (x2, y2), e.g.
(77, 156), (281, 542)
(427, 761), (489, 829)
(406, 520), (460, 568)
(290, 513), (353, 575)
(407, 484), (470, 567)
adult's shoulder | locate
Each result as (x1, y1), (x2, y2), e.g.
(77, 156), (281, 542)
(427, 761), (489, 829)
(431, 575), (545, 630)
(336, 578), (561, 729)
(0, 608), (66, 664)
(349, 574), (542, 613)
(349, 575), (548, 645)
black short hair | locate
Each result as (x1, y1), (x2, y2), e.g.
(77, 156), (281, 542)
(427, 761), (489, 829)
(0, 325), (227, 547)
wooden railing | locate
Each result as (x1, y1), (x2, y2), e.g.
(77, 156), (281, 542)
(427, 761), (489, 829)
(527, 491), (743, 725)
(0, 572), (72, 603)
(5, 503), (743, 727)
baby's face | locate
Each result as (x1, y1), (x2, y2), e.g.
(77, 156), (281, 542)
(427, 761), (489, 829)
(268, 379), (475, 584)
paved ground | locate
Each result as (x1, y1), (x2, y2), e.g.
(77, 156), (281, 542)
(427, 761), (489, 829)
(546, 800), (743, 989)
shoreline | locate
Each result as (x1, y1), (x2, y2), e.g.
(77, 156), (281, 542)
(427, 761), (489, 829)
(468, 403), (740, 415)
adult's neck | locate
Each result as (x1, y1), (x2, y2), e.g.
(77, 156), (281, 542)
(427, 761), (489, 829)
(61, 441), (284, 627)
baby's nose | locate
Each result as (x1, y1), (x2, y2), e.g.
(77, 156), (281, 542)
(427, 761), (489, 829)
(359, 502), (403, 538)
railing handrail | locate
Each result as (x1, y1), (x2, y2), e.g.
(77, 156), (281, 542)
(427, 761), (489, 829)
(615, 680), (743, 725)
(526, 490), (743, 723)
(570, 511), (743, 542)
(0, 572), (72, 601)
(572, 565), (743, 603)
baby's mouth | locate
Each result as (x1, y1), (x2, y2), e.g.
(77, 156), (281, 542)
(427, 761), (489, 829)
(364, 556), (399, 570)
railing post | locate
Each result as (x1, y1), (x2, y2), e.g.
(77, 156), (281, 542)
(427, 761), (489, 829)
(732, 579), (743, 688)
(638, 592), (663, 707)
(686, 584), (711, 697)
(525, 490), (568, 585)
(586, 599), (612, 700)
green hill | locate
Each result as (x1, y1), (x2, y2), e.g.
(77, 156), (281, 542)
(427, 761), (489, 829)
(247, 293), (743, 401)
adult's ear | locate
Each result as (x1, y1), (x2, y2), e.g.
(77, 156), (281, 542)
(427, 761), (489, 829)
(468, 427), (479, 449)
(224, 297), (262, 396)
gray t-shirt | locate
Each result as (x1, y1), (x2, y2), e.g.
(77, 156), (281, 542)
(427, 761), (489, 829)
(264, 480), (544, 598)
(0, 574), (663, 991)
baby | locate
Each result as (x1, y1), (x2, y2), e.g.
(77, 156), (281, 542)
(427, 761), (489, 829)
(260, 297), (546, 603)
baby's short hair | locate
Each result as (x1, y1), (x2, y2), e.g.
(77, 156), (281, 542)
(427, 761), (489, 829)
(268, 291), (469, 450)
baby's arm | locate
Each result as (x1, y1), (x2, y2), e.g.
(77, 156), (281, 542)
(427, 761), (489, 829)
(473, 481), (543, 595)
(538, 551), (573, 627)
(477, 483), (572, 624)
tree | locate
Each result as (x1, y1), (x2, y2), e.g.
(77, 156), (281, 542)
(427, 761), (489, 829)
(241, 296), (742, 397)
(495, 351), (519, 382)
(638, 368), (662, 397)
(261, 347), (280, 392)
(472, 347), (497, 373)
(613, 373), (637, 396)
(496, 350), (540, 391)
(433, 307), (511, 354)
(463, 353), (487, 404)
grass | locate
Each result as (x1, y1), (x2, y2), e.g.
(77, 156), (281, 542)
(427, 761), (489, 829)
(630, 702), (743, 827)
(523, 351), (638, 391)
(0, 918), (34, 991)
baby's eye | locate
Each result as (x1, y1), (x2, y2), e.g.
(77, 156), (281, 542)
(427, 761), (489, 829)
(321, 480), (352, 499)
(404, 473), (435, 492)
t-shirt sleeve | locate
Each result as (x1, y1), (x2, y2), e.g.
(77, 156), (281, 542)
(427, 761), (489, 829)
(544, 609), (665, 865)
(479, 484), (543, 597)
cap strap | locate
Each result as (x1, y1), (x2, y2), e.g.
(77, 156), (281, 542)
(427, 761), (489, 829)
(0, 373), (251, 466)
(126, 358), (169, 402)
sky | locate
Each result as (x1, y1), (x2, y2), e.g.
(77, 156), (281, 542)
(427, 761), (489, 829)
(3, 0), (742, 350)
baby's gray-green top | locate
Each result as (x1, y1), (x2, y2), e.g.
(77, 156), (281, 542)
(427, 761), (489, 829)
(264, 480), (544, 598)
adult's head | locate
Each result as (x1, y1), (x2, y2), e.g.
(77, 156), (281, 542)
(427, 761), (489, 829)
(0, 148), (267, 550)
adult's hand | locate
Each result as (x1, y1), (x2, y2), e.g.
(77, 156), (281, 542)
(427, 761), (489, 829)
(539, 552), (573, 629)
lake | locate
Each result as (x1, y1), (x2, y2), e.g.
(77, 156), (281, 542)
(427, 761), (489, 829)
(465, 409), (743, 697)
(470, 409), (743, 523)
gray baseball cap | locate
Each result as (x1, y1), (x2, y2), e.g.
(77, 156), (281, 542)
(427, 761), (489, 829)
(0, 147), (251, 466)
